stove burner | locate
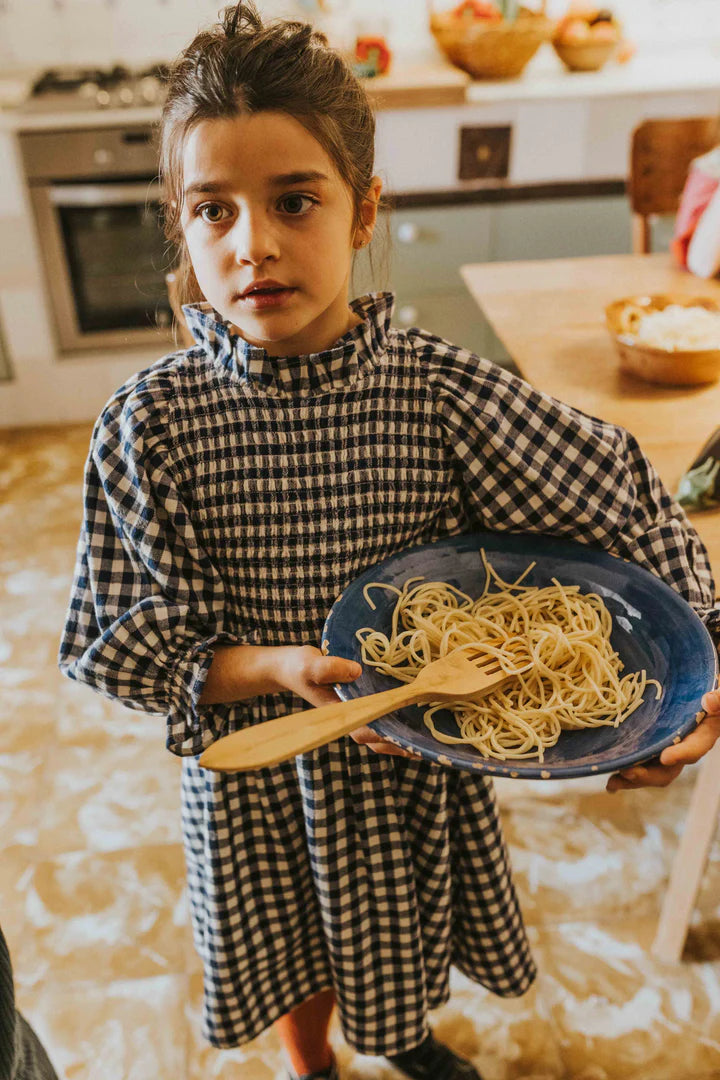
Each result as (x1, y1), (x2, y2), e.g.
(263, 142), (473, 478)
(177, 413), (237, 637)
(32, 65), (135, 95)
(29, 63), (170, 111)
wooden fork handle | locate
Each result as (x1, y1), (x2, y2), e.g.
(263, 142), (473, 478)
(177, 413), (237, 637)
(199, 683), (428, 772)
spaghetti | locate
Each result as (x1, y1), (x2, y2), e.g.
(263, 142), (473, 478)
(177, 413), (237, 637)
(355, 550), (662, 761)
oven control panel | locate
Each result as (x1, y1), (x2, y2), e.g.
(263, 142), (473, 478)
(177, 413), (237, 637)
(19, 126), (158, 182)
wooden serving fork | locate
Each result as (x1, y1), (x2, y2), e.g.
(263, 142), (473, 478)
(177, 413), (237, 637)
(199, 650), (520, 772)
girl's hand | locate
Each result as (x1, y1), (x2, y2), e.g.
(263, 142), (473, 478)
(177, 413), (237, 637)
(279, 646), (419, 758)
(606, 688), (720, 792)
(347, 723), (422, 759)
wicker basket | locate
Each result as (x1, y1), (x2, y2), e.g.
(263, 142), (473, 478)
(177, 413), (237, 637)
(430, 4), (553, 80)
(605, 294), (720, 387)
(552, 38), (617, 72)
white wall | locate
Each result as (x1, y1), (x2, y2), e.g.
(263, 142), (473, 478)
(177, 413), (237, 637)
(3, 0), (720, 74)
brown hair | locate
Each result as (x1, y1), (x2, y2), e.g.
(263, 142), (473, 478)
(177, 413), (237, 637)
(159, 0), (387, 313)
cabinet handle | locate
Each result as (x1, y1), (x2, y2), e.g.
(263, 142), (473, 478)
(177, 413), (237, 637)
(397, 222), (420, 244)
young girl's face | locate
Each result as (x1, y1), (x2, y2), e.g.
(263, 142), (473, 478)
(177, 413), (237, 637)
(180, 111), (381, 357)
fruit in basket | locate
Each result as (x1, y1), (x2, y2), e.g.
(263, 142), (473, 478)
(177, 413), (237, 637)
(554, 5), (622, 45)
(591, 21), (619, 42)
(450, 0), (503, 22)
(431, 2), (553, 79)
(551, 2), (624, 69)
(560, 18), (591, 42)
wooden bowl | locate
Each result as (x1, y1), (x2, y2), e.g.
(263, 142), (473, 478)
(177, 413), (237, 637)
(430, 7), (554, 80)
(552, 38), (617, 72)
(605, 294), (720, 387)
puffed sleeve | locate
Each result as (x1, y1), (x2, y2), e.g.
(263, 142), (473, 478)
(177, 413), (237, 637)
(422, 335), (720, 640)
(58, 375), (240, 755)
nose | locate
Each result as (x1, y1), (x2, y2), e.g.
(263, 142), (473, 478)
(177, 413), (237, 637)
(230, 209), (280, 266)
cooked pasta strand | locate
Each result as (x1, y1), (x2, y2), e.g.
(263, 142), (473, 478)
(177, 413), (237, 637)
(355, 550), (662, 761)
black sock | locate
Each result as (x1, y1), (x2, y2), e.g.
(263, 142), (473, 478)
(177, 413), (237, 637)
(386, 1031), (482, 1080)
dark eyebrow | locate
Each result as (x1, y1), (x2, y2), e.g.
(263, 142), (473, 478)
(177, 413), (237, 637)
(184, 171), (329, 198)
(268, 170), (329, 186)
(183, 180), (227, 197)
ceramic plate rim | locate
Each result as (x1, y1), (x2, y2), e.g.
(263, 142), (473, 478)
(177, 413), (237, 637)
(322, 531), (718, 779)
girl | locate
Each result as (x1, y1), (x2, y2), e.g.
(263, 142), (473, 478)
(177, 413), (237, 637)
(59, 4), (720, 1079)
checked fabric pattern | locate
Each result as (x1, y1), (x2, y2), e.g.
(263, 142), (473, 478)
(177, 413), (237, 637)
(60, 292), (719, 1052)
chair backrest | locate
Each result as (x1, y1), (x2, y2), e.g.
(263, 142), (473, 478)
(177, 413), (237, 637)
(628, 116), (720, 253)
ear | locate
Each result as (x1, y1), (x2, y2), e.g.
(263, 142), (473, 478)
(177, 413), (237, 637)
(354, 175), (383, 249)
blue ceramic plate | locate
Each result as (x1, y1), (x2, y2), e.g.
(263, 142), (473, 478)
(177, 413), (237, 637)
(322, 531), (717, 779)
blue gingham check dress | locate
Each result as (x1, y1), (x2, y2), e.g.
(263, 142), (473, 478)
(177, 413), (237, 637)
(59, 292), (720, 1052)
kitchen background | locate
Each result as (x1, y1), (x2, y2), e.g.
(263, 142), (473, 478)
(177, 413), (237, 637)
(1, 0), (720, 425)
(1, 0), (719, 69)
(2, 2), (720, 1078)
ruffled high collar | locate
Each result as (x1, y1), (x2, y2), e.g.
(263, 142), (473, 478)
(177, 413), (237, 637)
(182, 292), (394, 395)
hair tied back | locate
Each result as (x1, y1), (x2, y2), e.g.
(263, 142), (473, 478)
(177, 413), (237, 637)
(222, 1), (262, 40)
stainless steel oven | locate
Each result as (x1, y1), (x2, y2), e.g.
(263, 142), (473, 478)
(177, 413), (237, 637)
(19, 125), (174, 353)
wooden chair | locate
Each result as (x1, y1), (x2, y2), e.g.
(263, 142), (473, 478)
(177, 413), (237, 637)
(165, 270), (196, 349)
(652, 738), (720, 962)
(628, 116), (719, 254)
(628, 117), (720, 960)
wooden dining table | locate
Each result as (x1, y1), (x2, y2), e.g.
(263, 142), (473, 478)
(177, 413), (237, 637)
(461, 252), (720, 579)
(460, 251), (720, 965)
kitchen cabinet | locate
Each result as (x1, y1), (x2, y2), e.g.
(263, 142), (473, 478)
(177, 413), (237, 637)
(489, 194), (632, 262)
(352, 193), (634, 365)
(3, 44), (716, 427)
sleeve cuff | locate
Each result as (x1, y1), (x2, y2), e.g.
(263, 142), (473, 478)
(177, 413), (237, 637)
(166, 633), (242, 756)
(700, 606), (720, 647)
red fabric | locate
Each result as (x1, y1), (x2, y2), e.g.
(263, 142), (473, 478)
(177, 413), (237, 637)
(671, 166), (719, 268)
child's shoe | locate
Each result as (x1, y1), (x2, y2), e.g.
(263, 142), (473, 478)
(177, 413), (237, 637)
(385, 1030), (483, 1080)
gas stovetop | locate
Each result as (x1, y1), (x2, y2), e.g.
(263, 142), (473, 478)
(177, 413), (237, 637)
(23, 63), (170, 112)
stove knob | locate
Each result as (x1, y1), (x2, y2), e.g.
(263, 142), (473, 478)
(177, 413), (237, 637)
(79, 80), (99, 100)
(140, 77), (160, 104)
(118, 86), (135, 106)
(397, 222), (420, 244)
(96, 89), (111, 108)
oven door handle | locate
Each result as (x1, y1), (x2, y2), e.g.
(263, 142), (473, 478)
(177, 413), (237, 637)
(49, 181), (162, 207)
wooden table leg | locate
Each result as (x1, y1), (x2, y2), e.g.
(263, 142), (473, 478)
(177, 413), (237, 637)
(651, 738), (720, 962)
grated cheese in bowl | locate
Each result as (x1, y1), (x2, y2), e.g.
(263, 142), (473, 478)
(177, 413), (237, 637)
(634, 305), (720, 352)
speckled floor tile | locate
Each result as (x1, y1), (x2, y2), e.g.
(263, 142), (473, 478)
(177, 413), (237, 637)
(34, 738), (182, 856)
(9, 845), (189, 985)
(14, 974), (190, 1080)
(537, 918), (720, 1079)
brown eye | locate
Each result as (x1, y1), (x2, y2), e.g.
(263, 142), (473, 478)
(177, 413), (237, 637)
(279, 194), (317, 215)
(199, 203), (229, 224)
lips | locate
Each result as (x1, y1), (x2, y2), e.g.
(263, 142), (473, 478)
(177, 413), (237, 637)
(238, 283), (297, 311)
(239, 279), (293, 298)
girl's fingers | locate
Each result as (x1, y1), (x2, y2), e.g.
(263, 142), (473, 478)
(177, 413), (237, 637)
(659, 709), (720, 767)
(606, 761), (684, 792)
(292, 651), (362, 707)
(702, 688), (720, 715)
(606, 711), (719, 786)
(349, 725), (421, 758)
(295, 651), (420, 758)
(307, 652), (362, 686)
(300, 685), (346, 709)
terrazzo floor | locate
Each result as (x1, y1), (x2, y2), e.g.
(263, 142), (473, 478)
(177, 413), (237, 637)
(2, 423), (720, 1080)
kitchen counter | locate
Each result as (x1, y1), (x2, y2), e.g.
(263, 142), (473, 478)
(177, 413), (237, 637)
(0, 55), (469, 129)
(3, 43), (720, 129)
(1, 43), (720, 427)
(465, 42), (720, 102)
